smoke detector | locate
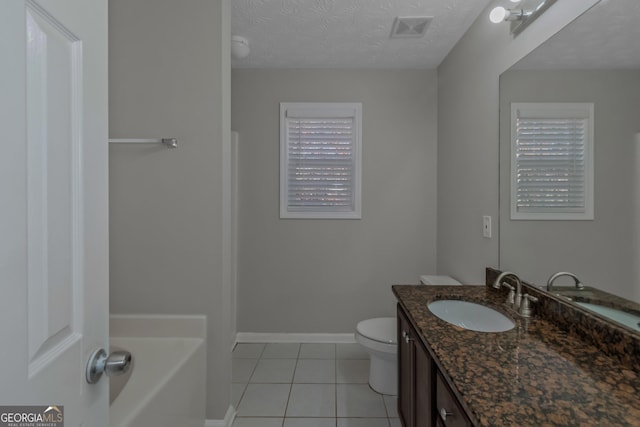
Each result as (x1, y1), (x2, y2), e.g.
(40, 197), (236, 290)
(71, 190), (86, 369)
(390, 16), (433, 38)
(231, 35), (250, 59)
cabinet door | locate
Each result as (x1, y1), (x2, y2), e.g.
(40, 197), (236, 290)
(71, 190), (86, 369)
(415, 340), (433, 427)
(398, 305), (415, 427)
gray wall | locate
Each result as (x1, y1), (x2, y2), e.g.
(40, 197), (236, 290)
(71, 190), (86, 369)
(108, 0), (232, 419)
(436, 0), (600, 283)
(500, 70), (640, 300)
(232, 69), (438, 333)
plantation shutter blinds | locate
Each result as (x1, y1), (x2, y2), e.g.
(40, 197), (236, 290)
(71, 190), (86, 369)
(280, 103), (362, 219)
(511, 103), (594, 220)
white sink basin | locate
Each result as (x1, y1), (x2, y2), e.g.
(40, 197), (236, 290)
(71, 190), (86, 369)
(428, 300), (515, 333)
(576, 302), (640, 332)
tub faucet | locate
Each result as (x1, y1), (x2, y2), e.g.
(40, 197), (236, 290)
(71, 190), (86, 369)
(546, 271), (584, 292)
(493, 271), (524, 310)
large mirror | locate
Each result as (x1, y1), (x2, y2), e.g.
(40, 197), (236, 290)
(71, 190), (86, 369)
(499, 0), (640, 327)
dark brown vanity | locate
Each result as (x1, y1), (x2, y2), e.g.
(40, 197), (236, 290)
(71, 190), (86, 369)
(393, 269), (640, 427)
(398, 304), (472, 427)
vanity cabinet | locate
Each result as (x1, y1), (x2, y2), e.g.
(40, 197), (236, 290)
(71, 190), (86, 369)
(398, 305), (414, 426)
(398, 305), (473, 427)
(398, 305), (432, 427)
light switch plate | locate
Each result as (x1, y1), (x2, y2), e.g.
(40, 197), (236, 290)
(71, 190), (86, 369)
(483, 216), (492, 238)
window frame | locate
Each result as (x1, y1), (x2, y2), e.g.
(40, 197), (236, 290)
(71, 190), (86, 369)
(510, 102), (594, 221)
(279, 102), (362, 219)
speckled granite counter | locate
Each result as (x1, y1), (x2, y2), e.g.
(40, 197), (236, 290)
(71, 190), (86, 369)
(393, 284), (640, 427)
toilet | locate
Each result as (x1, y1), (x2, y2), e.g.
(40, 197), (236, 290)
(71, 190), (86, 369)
(355, 275), (462, 395)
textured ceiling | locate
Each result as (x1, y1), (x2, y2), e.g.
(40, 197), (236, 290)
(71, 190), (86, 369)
(231, 0), (494, 69)
(514, 0), (640, 69)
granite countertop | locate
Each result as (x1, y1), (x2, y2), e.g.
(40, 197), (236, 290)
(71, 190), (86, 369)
(393, 284), (640, 427)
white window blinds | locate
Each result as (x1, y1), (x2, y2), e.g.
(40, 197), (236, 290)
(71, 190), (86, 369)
(280, 103), (362, 219)
(511, 103), (594, 220)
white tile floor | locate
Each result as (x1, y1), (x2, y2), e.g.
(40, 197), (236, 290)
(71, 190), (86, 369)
(232, 343), (400, 427)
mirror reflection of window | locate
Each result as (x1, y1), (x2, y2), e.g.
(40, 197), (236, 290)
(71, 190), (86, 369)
(511, 102), (594, 220)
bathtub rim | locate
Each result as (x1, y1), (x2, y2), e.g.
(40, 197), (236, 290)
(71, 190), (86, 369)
(108, 313), (207, 427)
(109, 336), (205, 427)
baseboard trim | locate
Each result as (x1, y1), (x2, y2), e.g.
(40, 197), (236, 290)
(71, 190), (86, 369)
(236, 332), (356, 344)
(205, 405), (235, 427)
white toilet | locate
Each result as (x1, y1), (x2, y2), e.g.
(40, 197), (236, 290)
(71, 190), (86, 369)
(355, 275), (462, 395)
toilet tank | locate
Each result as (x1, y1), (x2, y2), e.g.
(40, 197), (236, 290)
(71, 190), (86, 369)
(420, 275), (462, 286)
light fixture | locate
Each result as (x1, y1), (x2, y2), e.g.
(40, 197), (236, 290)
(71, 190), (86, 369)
(489, 0), (557, 35)
(231, 36), (250, 59)
(489, 6), (527, 24)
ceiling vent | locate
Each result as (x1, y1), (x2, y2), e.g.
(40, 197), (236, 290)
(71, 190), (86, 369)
(390, 16), (433, 38)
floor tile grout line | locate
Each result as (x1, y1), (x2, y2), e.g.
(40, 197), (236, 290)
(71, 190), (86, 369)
(382, 393), (391, 427)
(333, 346), (338, 427)
(281, 350), (298, 422)
(245, 356), (260, 385)
(334, 338), (338, 426)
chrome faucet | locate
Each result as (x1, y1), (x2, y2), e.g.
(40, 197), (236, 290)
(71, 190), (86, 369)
(546, 271), (584, 292)
(493, 271), (524, 310)
(492, 271), (539, 318)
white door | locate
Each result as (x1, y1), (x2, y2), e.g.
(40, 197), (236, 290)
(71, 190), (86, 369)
(0, 0), (109, 425)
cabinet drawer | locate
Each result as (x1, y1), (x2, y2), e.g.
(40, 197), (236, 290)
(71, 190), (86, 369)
(436, 372), (471, 427)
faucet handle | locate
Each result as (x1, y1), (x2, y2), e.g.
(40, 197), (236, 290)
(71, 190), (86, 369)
(500, 283), (515, 306)
(520, 294), (538, 318)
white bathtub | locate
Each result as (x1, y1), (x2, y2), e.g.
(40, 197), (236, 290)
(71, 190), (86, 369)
(109, 315), (206, 427)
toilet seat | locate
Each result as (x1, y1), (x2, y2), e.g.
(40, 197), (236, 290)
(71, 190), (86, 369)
(356, 317), (396, 345)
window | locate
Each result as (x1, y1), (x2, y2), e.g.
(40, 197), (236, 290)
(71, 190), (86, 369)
(511, 103), (594, 220)
(280, 103), (362, 219)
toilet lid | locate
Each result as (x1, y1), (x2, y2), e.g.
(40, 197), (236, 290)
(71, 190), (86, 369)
(356, 317), (396, 344)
